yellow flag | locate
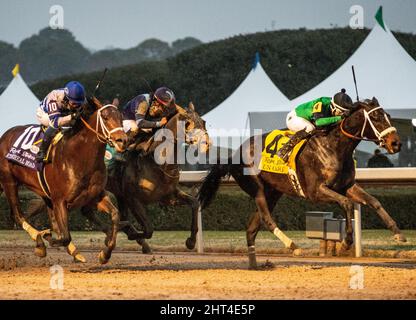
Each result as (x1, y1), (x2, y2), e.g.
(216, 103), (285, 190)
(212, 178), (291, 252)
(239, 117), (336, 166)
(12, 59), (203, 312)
(11, 64), (20, 77)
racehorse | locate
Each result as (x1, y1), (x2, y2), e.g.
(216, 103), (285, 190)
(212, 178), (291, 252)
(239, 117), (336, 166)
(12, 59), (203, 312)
(0, 97), (128, 264)
(82, 102), (210, 253)
(198, 97), (404, 269)
(25, 102), (210, 255)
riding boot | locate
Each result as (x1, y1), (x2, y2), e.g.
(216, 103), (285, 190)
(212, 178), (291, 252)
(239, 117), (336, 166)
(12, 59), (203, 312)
(35, 126), (59, 163)
(277, 129), (311, 162)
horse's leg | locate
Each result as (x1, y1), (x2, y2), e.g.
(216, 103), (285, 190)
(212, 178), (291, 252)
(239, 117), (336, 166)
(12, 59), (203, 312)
(246, 210), (262, 269)
(1, 181), (49, 257)
(346, 183), (406, 242)
(125, 196), (153, 254)
(247, 188), (283, 269)
(49, 201), (72, 248)
(95, 192), (120, 264)
(115, 195), (147, 248)
(254, 185), (298, 251)
(173, 188), (199, 250)
(81, 206), (112, 244)
(318, 185), (354, 250)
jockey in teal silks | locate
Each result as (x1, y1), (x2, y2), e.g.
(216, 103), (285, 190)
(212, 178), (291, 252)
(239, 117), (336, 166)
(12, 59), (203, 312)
(277, 89), (353, 162)
(35, 81), (86, 162)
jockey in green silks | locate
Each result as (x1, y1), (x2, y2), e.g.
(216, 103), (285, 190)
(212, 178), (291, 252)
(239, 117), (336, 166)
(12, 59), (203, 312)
(277, 89), (353, 162)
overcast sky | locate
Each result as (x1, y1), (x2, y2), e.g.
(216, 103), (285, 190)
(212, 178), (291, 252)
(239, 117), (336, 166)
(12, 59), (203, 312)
(1, 0), (415, 50)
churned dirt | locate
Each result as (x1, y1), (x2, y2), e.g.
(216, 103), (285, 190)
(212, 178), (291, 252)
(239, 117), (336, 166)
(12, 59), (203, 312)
(0, 248), (416, 300)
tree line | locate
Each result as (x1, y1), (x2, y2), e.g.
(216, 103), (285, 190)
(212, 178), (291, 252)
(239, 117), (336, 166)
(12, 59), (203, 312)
(30, 27), (416, 115)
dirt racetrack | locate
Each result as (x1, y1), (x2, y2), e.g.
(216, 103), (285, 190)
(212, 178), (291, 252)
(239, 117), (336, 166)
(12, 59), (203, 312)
(1, 248), (416, 300)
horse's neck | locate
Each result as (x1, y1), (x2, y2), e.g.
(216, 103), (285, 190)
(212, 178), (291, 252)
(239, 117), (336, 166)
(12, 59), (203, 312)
(313, 125), (360, 163)
(59, 112), (105, 166)
(149, 116), (181, 172)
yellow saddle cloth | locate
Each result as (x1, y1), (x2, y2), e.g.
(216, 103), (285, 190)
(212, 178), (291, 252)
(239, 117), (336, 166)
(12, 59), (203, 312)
(258, 130), (306, 174)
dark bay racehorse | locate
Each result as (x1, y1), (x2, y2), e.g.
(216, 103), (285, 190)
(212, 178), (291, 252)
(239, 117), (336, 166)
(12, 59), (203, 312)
(198, 98), (404, 269)
(83, 102), (210, 253)
(0, 97), (127, 264)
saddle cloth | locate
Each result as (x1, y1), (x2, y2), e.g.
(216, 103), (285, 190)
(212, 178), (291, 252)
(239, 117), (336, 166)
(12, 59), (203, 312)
(5, 125), (63, 171)
(258, 129), (306, 174)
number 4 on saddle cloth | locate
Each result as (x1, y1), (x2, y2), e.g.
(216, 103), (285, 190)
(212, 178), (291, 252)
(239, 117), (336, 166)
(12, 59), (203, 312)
(5, 125), (64, 172)
(258, 129), (307, 197)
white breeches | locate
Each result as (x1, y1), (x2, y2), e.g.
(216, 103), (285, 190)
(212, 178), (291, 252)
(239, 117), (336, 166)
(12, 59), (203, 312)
(122, 119), (138, 133)
(36, 107), (50, 127)
(286, 110), (315, 133)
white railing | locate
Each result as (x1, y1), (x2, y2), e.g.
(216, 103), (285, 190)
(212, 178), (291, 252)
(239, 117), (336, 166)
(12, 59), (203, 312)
(180, 168), (416, 257)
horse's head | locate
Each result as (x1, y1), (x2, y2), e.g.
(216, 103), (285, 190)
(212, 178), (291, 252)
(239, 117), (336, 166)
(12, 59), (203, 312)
(86, 96), (128, 153)
(342, 97), (401, 154)
(170, 102), (211, 153)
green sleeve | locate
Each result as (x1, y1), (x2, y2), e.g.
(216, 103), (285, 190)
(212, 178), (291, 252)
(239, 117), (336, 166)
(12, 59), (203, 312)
(315, 116), (342, 127)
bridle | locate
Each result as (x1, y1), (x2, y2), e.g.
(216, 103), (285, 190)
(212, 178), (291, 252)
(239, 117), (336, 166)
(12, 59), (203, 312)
(80, 104), (124, 147)
(340, 105), (397, 146)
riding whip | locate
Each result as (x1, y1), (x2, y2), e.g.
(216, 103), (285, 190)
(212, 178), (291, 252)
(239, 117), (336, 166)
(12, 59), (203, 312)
(351, 65), (359, 102)
(93, 67), (108, 97)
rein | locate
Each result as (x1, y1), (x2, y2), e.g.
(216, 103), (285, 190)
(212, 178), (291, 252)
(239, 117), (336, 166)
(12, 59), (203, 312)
(80, 104), (124, 146)
(340, 106), (397, 146)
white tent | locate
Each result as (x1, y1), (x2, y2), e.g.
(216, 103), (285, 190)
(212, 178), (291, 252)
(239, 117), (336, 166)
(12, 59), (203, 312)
(286, 7), (416, 116)
(203, 59), (290, 149)
(0, 73), (40, 136)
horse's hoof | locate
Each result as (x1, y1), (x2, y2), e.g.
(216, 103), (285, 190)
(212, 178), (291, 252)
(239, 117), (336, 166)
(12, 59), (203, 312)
(248, 252), (257, 270)
(74, 254), (87, 263)
(34, 246), (47, 258)
(185, 237), (196, 250)
(293, 248), (303, 256)
(393, 234), (407, 243)
(340, 240), (352, 251)
(141, 243), (153, 254)
(98, 250), (109, 265)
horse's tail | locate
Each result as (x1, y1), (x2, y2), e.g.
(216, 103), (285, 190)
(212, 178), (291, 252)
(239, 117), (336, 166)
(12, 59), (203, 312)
(198, 163), (231, 209)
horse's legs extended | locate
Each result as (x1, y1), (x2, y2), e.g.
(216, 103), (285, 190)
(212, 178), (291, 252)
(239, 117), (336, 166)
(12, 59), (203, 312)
(318, 185), (354, 249)
(346, 183), (406, 242)
(174, 188), (199, 250)
(95, 192), (120, 264)
(1, 181), (49, 257)
(247, 188), (283, 269)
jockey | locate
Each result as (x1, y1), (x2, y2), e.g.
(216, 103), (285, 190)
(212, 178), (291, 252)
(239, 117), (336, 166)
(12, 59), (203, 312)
(35, 81), (86, 162)
(277, 89), (353, 162)
(122, 86), (184, 152)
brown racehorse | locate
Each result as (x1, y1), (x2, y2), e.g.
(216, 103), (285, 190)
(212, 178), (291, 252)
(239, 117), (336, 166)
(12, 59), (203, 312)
(0, 97), (127, 264)
(198, 98), (404, 269)
(78, 103), (210, 253)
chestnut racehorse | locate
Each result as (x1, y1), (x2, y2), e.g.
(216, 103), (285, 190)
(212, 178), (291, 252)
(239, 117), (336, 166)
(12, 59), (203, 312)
(0, 97), (127, 264)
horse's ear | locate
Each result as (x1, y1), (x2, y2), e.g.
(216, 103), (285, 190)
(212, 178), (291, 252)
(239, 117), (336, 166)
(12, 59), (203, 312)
(188, 101), (195, 111)
(372, 97), (379, 106)
(87, 96), (102, 109)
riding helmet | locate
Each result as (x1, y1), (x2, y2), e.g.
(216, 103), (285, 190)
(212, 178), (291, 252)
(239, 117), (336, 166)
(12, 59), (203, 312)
(64, 81), (86, 105)
(333, 88), (353, 109)
(154, 87), (176, 108)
